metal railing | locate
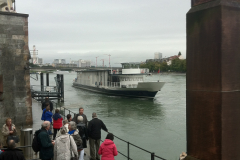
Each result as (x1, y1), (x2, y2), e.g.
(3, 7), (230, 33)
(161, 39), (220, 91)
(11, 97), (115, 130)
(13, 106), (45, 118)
(30, 85), (57, 92)
(52, 101), (167, 160)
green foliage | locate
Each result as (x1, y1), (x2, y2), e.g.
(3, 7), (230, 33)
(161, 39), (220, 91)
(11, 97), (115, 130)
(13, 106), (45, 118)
(29, 63), (39, 68)
(140, 58), (186, 72)
(170, 58), (186, 72)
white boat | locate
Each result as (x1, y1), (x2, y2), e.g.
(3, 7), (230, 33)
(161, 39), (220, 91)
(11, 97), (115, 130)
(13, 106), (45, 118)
(72, 63), (165, 98)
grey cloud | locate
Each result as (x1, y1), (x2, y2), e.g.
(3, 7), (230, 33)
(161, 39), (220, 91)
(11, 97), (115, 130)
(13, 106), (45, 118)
(17, 0), (190, 65)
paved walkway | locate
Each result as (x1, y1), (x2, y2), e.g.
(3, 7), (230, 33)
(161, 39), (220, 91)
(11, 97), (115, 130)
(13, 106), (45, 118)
(32, 99), (91, 160)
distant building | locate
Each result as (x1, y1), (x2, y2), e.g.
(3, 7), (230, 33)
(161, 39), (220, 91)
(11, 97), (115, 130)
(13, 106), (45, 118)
(37, 58), (43, 64)
(61, 59), (66, 64)
(154, 52), (162, 59)
(71, 60), (79, 67)
(52, 59), (66, 66)
(43, 63), (51, 66)
(167, 55), (182, 65)
(71, 59), (91, 68)
(29, 45), (43, 65)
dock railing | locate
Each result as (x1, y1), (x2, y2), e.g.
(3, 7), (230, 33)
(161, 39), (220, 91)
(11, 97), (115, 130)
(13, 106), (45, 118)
(52, 101), (167, 160)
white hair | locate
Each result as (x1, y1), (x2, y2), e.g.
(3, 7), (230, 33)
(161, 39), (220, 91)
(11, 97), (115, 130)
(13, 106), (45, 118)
(77, 116), (83, 122)
(60, 126), (67, 134)
(63, 119), (68, 125)
(42, 121), (50, 128)
(69, 121), (77, 130)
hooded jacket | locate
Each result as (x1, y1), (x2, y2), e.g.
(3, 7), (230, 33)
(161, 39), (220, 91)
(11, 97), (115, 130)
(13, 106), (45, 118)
(41, 109), (53, 123)
(98, 139), (118, 160)
(53, 113), (63, 129)
(53, 134), (78, 160)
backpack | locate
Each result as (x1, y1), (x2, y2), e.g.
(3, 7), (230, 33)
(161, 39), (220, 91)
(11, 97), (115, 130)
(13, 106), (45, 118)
(32, 129), (42, 152)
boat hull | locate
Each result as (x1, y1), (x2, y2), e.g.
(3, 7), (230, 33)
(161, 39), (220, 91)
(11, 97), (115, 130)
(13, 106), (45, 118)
(72, 83), (162, 99)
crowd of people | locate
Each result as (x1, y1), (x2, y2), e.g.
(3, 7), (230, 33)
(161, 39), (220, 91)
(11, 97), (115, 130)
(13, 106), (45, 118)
(0, 98), (118, 160)
(39, 102), (118, 160)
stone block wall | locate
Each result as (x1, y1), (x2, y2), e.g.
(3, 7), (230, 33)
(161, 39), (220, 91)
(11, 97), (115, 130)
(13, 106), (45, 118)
(0, 11), (32, 127)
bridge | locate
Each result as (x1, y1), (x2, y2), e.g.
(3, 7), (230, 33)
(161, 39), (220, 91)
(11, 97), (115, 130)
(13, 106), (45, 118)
(30, 66), (122, 72)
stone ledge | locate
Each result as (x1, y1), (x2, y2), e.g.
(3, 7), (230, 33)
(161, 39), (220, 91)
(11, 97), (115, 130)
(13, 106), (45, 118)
(0, 11), (28, 17)
(184, 155), (201, 160)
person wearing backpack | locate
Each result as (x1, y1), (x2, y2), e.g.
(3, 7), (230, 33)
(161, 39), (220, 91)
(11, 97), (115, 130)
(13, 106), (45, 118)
(32, 129), (42, 153)
(77, 116), (88, 160)
(98, 133), (118, 160)
(52, 109), (63, 140)
(38, 121), (55, 160)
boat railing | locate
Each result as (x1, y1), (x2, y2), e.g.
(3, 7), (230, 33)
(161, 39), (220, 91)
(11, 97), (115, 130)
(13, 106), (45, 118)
(97, 81), (120, 88)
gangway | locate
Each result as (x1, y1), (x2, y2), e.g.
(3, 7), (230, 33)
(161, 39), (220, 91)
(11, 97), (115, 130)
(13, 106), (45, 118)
(30, 73), (64, 102)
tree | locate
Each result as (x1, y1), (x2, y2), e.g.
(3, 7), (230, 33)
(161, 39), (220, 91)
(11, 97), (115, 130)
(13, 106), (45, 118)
(178, 51), (181, 56)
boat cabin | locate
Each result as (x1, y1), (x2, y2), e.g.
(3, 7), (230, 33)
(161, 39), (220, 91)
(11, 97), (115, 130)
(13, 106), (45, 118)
(74, 62), (149, 88)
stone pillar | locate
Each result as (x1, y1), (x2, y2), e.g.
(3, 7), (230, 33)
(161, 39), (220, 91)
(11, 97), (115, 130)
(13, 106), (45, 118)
(186, 0), (240, 160)
(0, 11), (32, 127)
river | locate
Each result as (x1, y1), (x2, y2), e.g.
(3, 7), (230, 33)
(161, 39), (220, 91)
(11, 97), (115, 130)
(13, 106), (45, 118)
(31, 72), (186, 160)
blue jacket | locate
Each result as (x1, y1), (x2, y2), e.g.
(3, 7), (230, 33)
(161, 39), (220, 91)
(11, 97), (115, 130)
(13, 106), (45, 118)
(41, 109), (53, 123)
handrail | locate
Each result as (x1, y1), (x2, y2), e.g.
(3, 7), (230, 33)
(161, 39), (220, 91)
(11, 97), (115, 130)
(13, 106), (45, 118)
(1, 145), (32, 150)
(52, 101), (167, 160)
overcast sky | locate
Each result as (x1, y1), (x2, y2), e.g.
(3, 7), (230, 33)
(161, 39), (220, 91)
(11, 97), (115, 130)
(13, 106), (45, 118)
(17, 0), (191, 66)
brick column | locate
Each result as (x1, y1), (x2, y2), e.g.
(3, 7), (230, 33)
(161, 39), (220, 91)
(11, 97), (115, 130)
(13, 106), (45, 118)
(186, 0), (240, 160)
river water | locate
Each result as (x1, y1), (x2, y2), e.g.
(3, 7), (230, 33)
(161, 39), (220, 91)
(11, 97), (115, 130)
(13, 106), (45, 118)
(31, 72), (186, 160)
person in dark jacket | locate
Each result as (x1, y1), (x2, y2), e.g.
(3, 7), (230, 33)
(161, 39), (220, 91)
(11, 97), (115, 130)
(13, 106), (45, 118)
(38, 121), (55, 160)
(88, 112), (108, 160)
(42, 97), (53, 111)
(0, 141), (3, 155)
(73, 107), (88, 127)
(52, 109), (63, 140)
(0, 139), (25, 160)
(77, 116), (88, 160)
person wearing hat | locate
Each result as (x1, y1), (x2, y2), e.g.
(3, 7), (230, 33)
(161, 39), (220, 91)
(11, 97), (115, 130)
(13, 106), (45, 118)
(77, 116), (88, 160)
